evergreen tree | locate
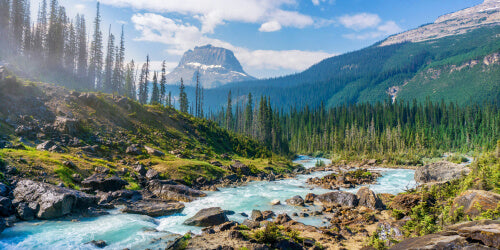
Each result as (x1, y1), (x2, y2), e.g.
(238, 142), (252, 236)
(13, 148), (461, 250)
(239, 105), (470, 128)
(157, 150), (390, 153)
(64, 21), (76, 74)
(103, 25), (115, 92)
(226, 90), (232, 129)
(160, 60), (166, 105)
(179, 78), (188, 113)
(76, 14), (88, 86)
(195, 70), (200, 117)
(151, 71), (160, 105)
(138, 62), (148, 104)
(112, 25), (125, 94)
(245, 93), (253, 134)
(10, 0), (26, 52)
(88, 2), (103, 90)
(124, 60), (136, 99)
(0, 0), (11, 52)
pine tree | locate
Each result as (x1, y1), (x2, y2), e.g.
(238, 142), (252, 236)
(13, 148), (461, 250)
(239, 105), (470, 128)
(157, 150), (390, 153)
(160, 60), (166, 105)
(103, 25), (115, 92)
(0, 0), (11, 52)
(195, 70), (200, 117)
(11, 0), (27, 52)
(64, 21), (76, 74)
(151, 71), (160, 105)
(138, 62), (148, 104)
(179, 78), (188, 113)
(76, 14), (88, 86)
(88, 2), (103, 90)
(245, 93), (253, 134)
(112, 25), (125, 94)
(22, 0), (31, 57)
(168, 91), (172, 107)
(124, 60), (136, 99)
(226, 90), (232, 129)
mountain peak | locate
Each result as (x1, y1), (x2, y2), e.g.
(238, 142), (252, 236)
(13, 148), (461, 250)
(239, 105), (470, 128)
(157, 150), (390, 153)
(380, 0), (500, 46)
(167, 45), (255, 88)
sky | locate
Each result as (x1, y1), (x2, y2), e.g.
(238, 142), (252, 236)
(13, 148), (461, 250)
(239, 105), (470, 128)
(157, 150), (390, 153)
(33, 0), (483, 79)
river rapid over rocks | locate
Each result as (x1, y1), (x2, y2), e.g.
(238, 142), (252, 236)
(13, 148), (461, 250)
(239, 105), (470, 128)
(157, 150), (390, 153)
(0, 156), (416, 249)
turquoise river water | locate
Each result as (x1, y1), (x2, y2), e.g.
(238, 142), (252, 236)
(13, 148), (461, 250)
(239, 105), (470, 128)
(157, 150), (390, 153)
(0, 156), (416, 249)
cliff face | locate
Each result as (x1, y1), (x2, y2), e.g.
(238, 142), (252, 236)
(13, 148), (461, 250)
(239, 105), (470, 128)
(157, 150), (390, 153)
(165, 45), (255, 88)
(380, 0), (500, 46)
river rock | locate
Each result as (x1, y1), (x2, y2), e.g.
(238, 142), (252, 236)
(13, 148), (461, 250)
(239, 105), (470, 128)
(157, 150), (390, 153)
(13, 179), (97, 219)
(274, 213), (292, 224)
(414, 161), (470, 183)
(0, 183), (9, 197)
(16, 202), (35, 221)
(314, 191), (358, 208)
(450, 190), (500, 218)
(0, 217), (6, 234)
(121, 199), (184, 217)
(390, 193), (421, 212)
(86, 240), (107, 248)
(144, 146), (165, 156)
(147, 180), (206, 202)
(81, 174), (128, 192)
(285, 195), (305, 206)
(270, 199), (281, 205)
(251, 210), (264, 221)
(229, 161), (252, 176)
(184, 207), (228, 227)
(356, 187), (384, 210)
(305, 193), (316, 203)
(0, 196), (12, 216)
(242, 219), (261, 229)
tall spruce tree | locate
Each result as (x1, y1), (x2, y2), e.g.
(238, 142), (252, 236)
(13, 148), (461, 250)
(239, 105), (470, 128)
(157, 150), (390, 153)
(160, 61), (166, 105)
(179, 78), (188, 113)
(151, 71), (160, 104)
(112, 25), (125, 94)
(88, 2), (103, 90)
(124, 60), (136, 99)
(103, 25), (115, 92)
(76, 14), (88, 86)
(226, 90), (232, 129)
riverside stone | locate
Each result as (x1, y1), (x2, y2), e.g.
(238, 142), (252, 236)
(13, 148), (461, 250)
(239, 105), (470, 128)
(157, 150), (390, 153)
(184, 207), (228, 227)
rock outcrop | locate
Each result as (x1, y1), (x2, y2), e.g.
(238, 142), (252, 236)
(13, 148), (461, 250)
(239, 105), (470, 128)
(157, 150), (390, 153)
(450, 190), (500, 218)
(147, 180), (206, 202)
(13, 179), (97, 219)
(356, 187), (384, 210)
(184, 207), (229, 227)
(392, 220), (500, 249)
(414, 161), (470, 183)
(121, 200), (185, 217)
(314, 191), (358, 208)
(81, 174), (128, 192)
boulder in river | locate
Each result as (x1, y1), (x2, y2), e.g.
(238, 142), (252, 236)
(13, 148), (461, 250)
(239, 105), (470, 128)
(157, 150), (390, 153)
(356, 187), (384, 210)
(450, 190), (500, 218)
(414, 161), (470, 183)
(304, 193), (316, 203)
(285, 195), (305, 206)
(81, 174), (128, 192)
(121, 199), (184, 217)
(13, 179), (97, 219)
(0, 196), (13, 216)
(147, 180), (206, 202)
(251, 209), (264, 221)
(314, 191), (358, 208)
(183, 207), (228, 227)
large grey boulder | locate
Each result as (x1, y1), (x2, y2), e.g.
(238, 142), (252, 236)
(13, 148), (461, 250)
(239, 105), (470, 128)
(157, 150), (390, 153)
(147, 180), (206, 202)
(81, 174), (128, 192)
(415, 161), (470, 183)
(314, 191), (358, 208)
(0, 196), (12, 216)
(356, 187), (384, 210)
(121, 200), (184, 217)
(144, 146), (165, 156)
(285, 195), (305, 206)
(450, 190), (500, 218)
(53, 116), (80, 135)
(13, 179), (97, 219)
(183, 207), (228, 227)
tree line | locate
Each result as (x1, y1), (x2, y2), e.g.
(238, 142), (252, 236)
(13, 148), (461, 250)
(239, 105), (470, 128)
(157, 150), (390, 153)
(212, 93), (500, 160)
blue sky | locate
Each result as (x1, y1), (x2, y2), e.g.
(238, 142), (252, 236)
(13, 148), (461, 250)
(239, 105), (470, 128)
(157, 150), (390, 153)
(36, 0), (483, 78)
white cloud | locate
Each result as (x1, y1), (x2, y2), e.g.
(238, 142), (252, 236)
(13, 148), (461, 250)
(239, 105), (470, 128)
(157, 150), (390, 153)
(131, 13), (336, 73)
(343, 20), (403, 40)
(339, 13), (381, 30)
(259, 21), (282, 32)
(99, 0), (314, 33)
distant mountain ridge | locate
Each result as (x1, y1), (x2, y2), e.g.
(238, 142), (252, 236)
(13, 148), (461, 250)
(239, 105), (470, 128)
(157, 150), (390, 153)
(194, 0), (500, 111)
(380, 0), (500, 46)
(165, 45), (255, 88)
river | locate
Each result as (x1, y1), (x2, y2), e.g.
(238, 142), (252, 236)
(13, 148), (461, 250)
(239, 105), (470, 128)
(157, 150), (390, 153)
(0, 156), (416, 249)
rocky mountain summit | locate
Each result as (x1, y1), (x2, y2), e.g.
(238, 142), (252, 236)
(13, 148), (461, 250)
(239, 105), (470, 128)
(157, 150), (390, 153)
(380, 0), (500, 46)
(165, 45), (255, 88)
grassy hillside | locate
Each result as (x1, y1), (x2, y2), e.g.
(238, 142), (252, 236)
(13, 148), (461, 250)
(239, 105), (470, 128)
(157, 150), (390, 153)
(199, 26), (500, 110)
(0, 74), (295, 188)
